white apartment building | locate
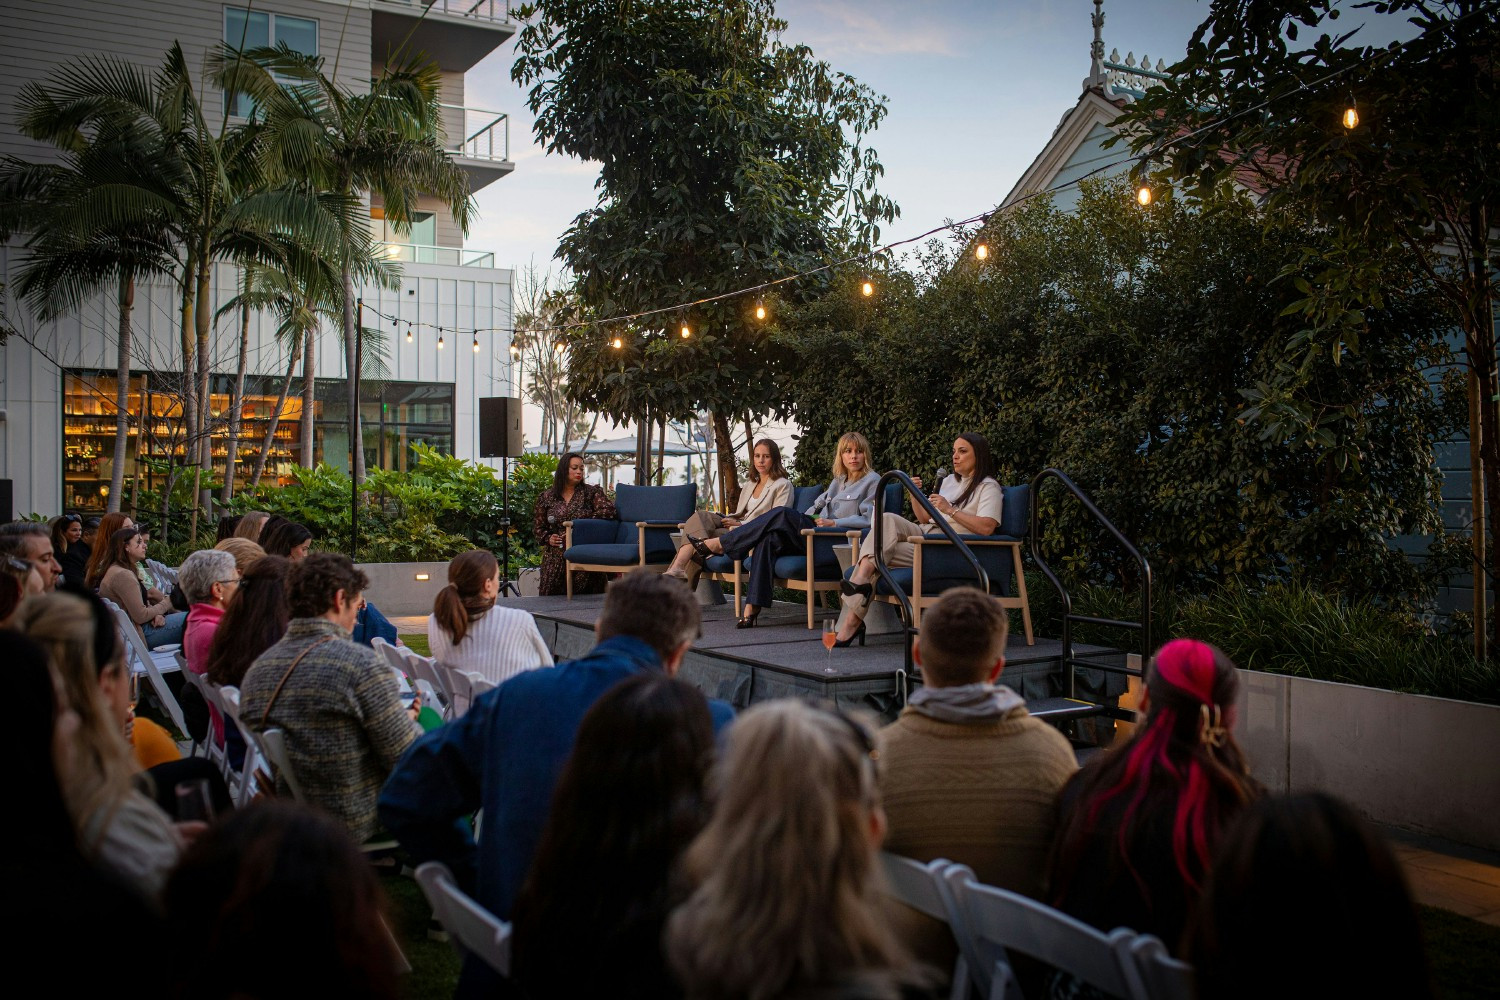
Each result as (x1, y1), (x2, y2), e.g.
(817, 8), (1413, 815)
(0, 0), (519, 518)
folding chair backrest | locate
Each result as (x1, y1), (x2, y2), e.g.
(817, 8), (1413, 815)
(258, 727), (307, 802)
(943, 865), (1144, 1000)
(401, 646), (451, 714)
(470, 675), (497, 698)
(218, 686), (268, 806)
(880, 852), (956, 922)
(103, 598), (189, 739)
(414, 861), (512, 977)
(1129, 936), (1195, 1000)
(438, 663), (478, 718)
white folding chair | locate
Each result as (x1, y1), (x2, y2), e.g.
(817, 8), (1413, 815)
(879, 853), (970, 1000)
(437, 664), (484, 719)
(259, 728), (308, 801)
(414, 861), (513, 977)
(102, 598), (189, 748)
(943, 864), (1146, 1000)
(1128, 936), (1195, 1000)
(399, 646), (451, 718)
(179, 667), (227, 773)
(218, 686), (270, 806)
(470, 675), (497, 698)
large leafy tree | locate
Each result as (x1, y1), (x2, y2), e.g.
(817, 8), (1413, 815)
(512, 0), (897, 504)
(1112, 0), (1500, 640)
(788, 182), (1459, 602)
(218, 46), (474, 483)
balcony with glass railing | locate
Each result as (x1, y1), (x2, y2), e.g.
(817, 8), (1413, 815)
(371, 1), (517, 73)
(440, 104), (514, 191)
(379, 242), (498, 268)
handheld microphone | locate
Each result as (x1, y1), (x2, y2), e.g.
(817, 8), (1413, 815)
(934, 466), (950, 493)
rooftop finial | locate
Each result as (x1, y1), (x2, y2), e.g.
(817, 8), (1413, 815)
(1085, 0), (1107, 91)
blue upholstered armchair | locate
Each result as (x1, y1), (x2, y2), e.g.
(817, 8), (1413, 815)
(863, 483), (1035, 643)
(562, 483), (697, 598)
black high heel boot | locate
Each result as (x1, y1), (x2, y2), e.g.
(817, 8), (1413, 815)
(840, 578), (874, 598)
(736, 606), (760, 629)
(687, 535), (715, 563)
(833, 622), (867, 648)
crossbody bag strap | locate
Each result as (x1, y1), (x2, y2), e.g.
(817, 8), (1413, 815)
(260, 636), (337, 729)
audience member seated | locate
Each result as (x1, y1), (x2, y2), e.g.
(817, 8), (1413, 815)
(260, 517), (396, 646)
(689, 431), (879, 628)
(205, 555), (292, 768)
(1, 549), (47, 625)
(380, 568), (733, 995)
(836, 432), (1002, 645)
(511, 673), (714, 1000)
(532, 451), (618, 596)
(663, 438), (792, 587)
(1048, 638), (1261, 952)
(82, 511), (132, 591)
(1, 520), (62, 592)
(1187, 791), (1432, 999)
(215, 513), (241, 542)
(180, 549), (241, 676)
(13, 591), (183, 903)
(667, 699), (937, 1000)
(52, 513), (85, 585)
(94, 525), (186, 647)
(429, 549), (552, 685)
(163, 800), (401, 1000)
(234, 510), (270, 542)
(878, 587), (1077, 969)
(2, 629), (162, 985)
(240, 553), (420, 841)
(214, 536), (265, 576)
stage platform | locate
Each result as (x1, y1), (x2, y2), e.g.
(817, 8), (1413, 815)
(502, 594), (1130, 724)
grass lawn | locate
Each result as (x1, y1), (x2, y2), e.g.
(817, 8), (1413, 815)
(403, 634), (431, 657)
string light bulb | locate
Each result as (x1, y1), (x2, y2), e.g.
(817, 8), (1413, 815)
(472, 332), (480, 353)
(405, 325), (412, 344)
(680, 323), (691, 339)
(975, 242), (989, 260)
(1136, 184), (1153, 207)
(861, 280), (874, 297)
(437, 327), (444, 350)
(1342, 102), (1359, 130)
(509, 342), (519, 358)
(611, 336), (623, 350)
(755, 302), (766, 320)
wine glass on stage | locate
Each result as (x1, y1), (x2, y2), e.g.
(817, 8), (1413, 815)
(823, 619), (838, 674)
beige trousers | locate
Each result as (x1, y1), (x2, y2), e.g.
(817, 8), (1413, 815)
(681, 510), (730, 540)
(855, 512), (925, 570)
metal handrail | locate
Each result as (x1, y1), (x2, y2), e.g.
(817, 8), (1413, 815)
(439, 104), (510, 162)
(871, 470), (990, 681)
(1028, 468), (1153, 698)
(375, 0), (513, 24)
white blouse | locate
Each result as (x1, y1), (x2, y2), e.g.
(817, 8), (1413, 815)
(427, 605), (554, 685)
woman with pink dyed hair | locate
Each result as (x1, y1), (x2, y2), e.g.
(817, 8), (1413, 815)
(1046, 638), (1261, 954)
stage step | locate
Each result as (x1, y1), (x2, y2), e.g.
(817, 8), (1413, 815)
(1027, 697), (1106, 721)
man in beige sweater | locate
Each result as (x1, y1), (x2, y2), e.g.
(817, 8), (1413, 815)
(878, 587), (1079, 967)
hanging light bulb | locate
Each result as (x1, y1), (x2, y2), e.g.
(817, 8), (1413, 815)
(472, 331), (480, 353)
(975, 242), (989, 261)
(1342, 103), (1359, 130)
(554, 340), (565, 353)
(861, 280), (874, 297)
(405, 324), (412, 344)
(680, 323), (691, 339)
(437, 327), (445, 350)
(755, 301), (766, 321)
(508, 341), (519, 358)
(1136, 184), (1153, 207)
(611, 336), (623, 350)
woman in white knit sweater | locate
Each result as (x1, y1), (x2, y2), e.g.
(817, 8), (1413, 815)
(429, 550), (553, 685)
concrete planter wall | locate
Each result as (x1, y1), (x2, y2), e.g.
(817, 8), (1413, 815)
(356, 561), (540, 615)
(1234, 669), (1500, 852)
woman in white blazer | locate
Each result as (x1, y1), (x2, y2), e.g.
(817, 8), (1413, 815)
(664, 439), (792, 587)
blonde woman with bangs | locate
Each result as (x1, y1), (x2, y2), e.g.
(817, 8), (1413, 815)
(666, 699), (934, 1000)
(15, 592), (183, 904)
(686, 432), (879, 628)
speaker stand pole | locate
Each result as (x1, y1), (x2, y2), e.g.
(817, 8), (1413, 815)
(497, 455), (521, 598)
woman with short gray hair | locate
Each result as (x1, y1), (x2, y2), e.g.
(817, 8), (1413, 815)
(181, 549), (240, 678)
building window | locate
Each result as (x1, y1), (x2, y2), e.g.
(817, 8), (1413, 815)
(372, 207), (437, 247)
(318, 380), (456, 474)
(224, 7), (319, 118)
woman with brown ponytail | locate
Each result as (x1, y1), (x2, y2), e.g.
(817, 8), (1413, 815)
(428, 549), (553, 686)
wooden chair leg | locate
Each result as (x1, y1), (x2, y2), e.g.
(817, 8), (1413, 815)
(565, 560), (573, 600)
(807, 586), (816, 630)
(1012, 546), (1034, 645)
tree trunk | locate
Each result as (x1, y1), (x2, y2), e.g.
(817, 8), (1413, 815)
(342, 266), (365, 482)
(712, 410), (741, 512)
(109, 273), (134, 514)
(188, 250), (213, 537)
(178, 252), (198, 535)
(301, 325), (316, 466)
(657, 418), (666, 485)
(250, 339), (300, 489)
(221, 295), (250, 502)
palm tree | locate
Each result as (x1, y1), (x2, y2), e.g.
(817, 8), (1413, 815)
(0, 93), (179, 514)
(216, 44), (474, 483)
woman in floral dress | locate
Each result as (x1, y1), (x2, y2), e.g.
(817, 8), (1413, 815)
(533, 453), (617, 596)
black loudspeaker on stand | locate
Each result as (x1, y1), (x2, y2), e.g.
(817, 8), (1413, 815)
(479, 398), (525, 598)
